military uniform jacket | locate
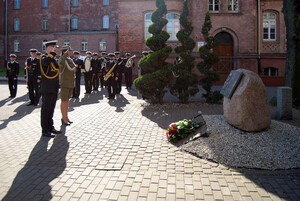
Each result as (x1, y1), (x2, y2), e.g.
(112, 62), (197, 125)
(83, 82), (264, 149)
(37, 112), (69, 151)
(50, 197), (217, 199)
(25, 57), (41, 80)
(73, 58), (84, 74)
(115, 57), (125, 75)
(6, 61), (19, 79)
(59, 52), (76, 89)
(91, 58), (100, 74)
(105, 60), (118, 79)
(40, 52), (60, 94)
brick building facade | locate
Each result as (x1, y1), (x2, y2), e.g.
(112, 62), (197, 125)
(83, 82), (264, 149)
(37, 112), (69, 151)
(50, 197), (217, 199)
(1, 0), (286, 86)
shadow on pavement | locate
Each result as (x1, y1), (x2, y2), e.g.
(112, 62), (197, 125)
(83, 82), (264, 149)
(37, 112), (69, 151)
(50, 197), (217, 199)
(2, 134), (69, 201)
(108, 94), (130, 112)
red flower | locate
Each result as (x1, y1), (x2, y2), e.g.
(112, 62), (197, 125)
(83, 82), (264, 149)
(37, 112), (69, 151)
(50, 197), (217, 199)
(166, 132), (169, 138)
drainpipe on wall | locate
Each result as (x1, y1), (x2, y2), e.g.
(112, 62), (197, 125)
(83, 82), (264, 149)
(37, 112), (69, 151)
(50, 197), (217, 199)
(257, 0), (261, 75)
(68, 0), (71, 32)
(5, 0), (8, 63)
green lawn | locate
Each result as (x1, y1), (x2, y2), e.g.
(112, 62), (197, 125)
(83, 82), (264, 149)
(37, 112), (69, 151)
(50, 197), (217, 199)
(0, 67), (25, 77)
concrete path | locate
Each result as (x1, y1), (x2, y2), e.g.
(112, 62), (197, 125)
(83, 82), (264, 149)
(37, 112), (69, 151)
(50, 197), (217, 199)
(0, 83), (299, 201)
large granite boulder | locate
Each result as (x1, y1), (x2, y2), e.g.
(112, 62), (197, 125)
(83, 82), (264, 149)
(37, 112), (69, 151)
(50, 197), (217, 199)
(223, 69), (271, 132)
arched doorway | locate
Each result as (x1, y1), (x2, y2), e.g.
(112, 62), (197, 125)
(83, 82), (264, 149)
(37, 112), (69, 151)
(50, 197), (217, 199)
(214, 32), (234, 72)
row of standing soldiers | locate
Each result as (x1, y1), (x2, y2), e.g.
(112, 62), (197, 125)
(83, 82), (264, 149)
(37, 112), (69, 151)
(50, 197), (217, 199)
(74, 51), (135, 100)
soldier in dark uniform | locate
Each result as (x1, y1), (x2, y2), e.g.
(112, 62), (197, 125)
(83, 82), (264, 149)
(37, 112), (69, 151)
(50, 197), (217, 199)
(99, 52), (108, 88)
(114, 51), (124, 94)
(6, 54), (19, 98)
(40, 40), (61, 138)
(84, 51), (93, 94)
(105, 53), (119, 99)
(124, 53), (135, 90)
(91, 52), (100, 91)
(72, 51), (84, 98)
(25, 49), (41, 106)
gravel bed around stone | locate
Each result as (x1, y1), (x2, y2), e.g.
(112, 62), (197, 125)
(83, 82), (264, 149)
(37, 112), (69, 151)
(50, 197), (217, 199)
(180, 115), (300, 170)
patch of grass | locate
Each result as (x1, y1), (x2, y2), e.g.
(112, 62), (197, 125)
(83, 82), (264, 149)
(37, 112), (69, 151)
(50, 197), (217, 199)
(0, 67), (25, 77)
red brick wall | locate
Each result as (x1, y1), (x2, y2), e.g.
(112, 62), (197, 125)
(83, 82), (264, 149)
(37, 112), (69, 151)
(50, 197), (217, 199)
(0, 1), (5, 67)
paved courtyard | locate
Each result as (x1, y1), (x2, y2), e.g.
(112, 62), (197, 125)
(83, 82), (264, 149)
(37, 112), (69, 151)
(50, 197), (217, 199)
(0, 83), (299, 201)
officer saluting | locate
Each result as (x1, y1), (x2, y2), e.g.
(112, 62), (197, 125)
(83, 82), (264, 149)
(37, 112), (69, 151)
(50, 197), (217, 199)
(40, 40), (61, 137)
(6, 54), (19, 98)
(72, 51), (84, 98)
(25, 49), (41, 106)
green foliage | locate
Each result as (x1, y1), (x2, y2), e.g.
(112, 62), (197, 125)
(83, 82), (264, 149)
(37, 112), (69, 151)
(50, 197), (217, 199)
(170, 0), (199, 103)
(134, 0), (172, 104)
(197, 12), (220, 103)
(210, 90), (223, 104)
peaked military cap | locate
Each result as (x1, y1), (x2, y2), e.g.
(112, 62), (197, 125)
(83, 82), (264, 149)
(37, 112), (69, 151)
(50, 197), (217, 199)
(125, 53), (131, 56)
(114, 51), (120, 55)
(86, 51), (92, 55)
(61, 45), (73, 51)
(43, 40), (58, 47)
(73, 51), (80, 54)
(101, 52), (107, 55)
(30, 49), (38, 53)
(9, 54), (17, 58)
(142, 51), (148, 55)
(92, 52), (98, 56)
(36, 52), (42, 56)
(108, 53), (115, 57)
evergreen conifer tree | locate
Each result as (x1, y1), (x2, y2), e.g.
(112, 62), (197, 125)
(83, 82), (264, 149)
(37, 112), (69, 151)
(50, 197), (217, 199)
(170, 0), (199, 103)
(197, 12), (220, 103)
(133, 0), (172, 104)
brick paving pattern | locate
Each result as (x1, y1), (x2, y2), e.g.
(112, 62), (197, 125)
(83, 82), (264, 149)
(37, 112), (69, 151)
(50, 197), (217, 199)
(0, 83), (299, 201)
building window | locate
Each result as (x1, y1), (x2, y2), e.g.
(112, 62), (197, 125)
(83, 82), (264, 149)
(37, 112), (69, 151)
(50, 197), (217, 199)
(72, 17), (78, 29)
(228, 0), (238, 12)
(145, 13), (153, 40)
(14, 19), (20, 31)
(72, 0), (78, 6)
(209, 0), (220, 12)
(103, 15), (109, 29)
(14, 0), (20, 9)
(42, 40), (47, 52)
(264, 67), (278, 76)
(167, 13), (180, 41)
(103, 0), (109, 5)
(99, 38), (107, 51)
(263, 12), (276, 41)
(42, 0), (48, 8)
(42, 18), (48, 30)
(64, 39), (70, 46)
(81, 39), (88, 51)
(14, 40), (20, 52)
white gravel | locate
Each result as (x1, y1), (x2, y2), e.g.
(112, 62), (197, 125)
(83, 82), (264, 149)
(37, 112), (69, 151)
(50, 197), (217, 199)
(181, 115), (300, 170)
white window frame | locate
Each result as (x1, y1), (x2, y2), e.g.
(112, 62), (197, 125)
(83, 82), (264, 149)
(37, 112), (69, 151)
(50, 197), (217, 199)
(72, 16), (78, 29)
(264, 67), (278, 76)
(15, 0), (20, 9)
(103, 15), (109, 29)
(42, 18), (48, 30)
(228, 0), (239, 12)
(72, 0), (78, 6)
(81, 39), (88, 51)
(14, 40), (20, 52)
(42, 40), (47, 52)
(209, 0), (220, 12)
(99, 38), (107, 51)
(145, 13), (153, 40)
(263, 12), (277, 41)
(42, 0), (48, 8)
(14, 18), (20, 31)
(167, 13), (180, 41)
(103, 0), (109, 6)
(64, 39), (70, 46)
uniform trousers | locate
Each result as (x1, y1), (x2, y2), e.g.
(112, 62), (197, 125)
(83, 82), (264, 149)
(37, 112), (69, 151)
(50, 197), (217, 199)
(84, 72), (92, 93)
(107, 77), (117, 99)
(124, 68), (133, 89)
(73, 72), (81, 98)
(28, 79), (40, 104)
(8, 78), (17, 97)
(92, 74), (99, 90)
(41, 93), (57, 133)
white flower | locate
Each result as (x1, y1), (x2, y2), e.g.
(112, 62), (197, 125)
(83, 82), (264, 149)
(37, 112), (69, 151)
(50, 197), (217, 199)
(184, 122), (188, 126)
(177, 126), (182, 130)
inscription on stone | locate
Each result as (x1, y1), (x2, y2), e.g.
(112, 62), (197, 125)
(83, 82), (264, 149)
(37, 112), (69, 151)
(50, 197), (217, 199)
(221, 70), (243, 99)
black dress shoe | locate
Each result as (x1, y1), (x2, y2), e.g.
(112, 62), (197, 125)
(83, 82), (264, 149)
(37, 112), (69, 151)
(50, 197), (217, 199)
(61, 119), (71, 126)
(42, 132), (55, 138)
(51, 128), (62, 134)
(68, 120), (73, 124)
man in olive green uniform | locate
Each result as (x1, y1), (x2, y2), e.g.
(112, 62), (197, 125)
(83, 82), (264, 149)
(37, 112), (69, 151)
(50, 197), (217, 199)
(40, 40), (61, 137)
